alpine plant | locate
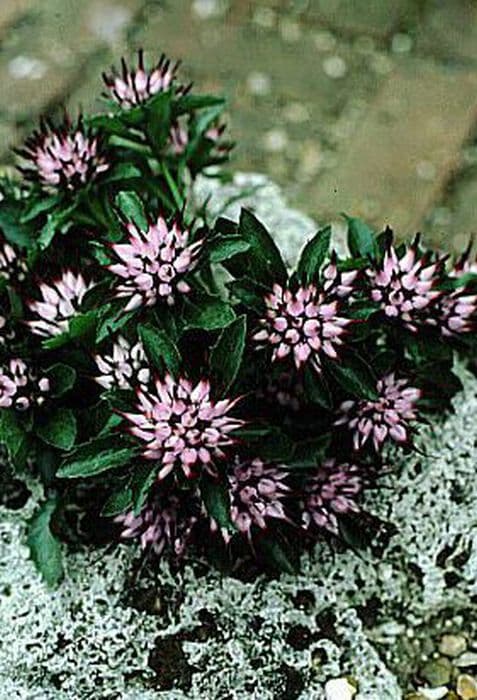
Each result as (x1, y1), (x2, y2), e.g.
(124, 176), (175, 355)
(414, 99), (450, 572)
(27, 271), (93, 338)
(253, 283), (352, 372)
(17, 115), (109, 191)
(367, 234), (444, 332)
(301, 459), (363, 535)
(108, 217), (203, 310)
(122, 375), (243, 479)
(94, 336), (150, 390)
(335, 373), (421, 451)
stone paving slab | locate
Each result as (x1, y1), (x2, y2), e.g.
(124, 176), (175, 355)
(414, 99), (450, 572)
(304, 59), (477, 236)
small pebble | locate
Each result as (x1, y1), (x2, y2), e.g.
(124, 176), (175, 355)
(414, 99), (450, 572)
(192, 0), (222, 19)
(252, 7), (276, 28)
(457, 674), (477, 699)
(391, 32), (413, 53)
(439, 634), (468, 658)
(313, 30), (337, 52)
(282, 102), (310, 123)
(279, 18), (301, 42)
(456, 653), (477, 668)
(419, 687), (449, 700)
(246, 71), (271, 96)
(8, 56), (47, 80)
(325, 677), (357, 700)
(323, 56), (347, 79)
(262, 129), (288, 153)
(420, 658), (452, 687)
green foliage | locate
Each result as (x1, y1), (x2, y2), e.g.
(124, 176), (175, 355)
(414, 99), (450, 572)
(27, 500), (64, 587)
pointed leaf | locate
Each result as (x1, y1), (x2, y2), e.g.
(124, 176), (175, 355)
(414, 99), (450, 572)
(297, 226), (331, 283)
(210, 315), (247, 394)
(345, 215), (378, 259)
(138, 323), (181, 377)
(57, 435), (138, 479)
(27, 500), (64, 587)
(200, 477), (235, 532)
(36, 409), (77, 451)
(325, 353), (378, 400)
(115, 191), (147, 230)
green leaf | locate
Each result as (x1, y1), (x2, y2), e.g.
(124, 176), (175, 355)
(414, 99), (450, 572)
(96, 306), (134, 344)
(296, 226), (331, 283)
(260, 535), (297, 574)
(20, 194), (63, 223)
(227, 278), (266, 313)
(0, 199), (33, 248)
(0, 409), (28, 467)
(101, 485), (133, 517)
(345, 215), (378, 260)
(45, 364), (76, 397)
(57, 435), (138, 479)
(210, 315), (247, 394)
(138, 323), (181, 377)
(145, 91), (173, 151)
(325, 353), (378, 400)
(173, 94), (225, 116)
(36, 409), (77, 451)
(131, 462), (157, 516)
(200, 477), (235, 533)
(184, 296), (236, 330)
(208, 235), (251, 264)
(42, 310), (97, 350)
(27, 500), (64, 587)
(115, 191), (147, 230)
(303, 366), (332, 409)
(290, 434), (331, 467)
(239, 209), (287, 284)
(102, 163), (142, 183)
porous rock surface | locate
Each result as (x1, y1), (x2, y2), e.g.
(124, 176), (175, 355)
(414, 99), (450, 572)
(1, 175), (477, 699)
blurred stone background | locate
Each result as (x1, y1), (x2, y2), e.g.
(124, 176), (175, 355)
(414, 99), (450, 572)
(1, 0), (477, 252)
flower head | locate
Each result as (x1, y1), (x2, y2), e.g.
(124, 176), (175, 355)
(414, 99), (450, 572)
(228, 457), (290, 536)
(94, 336), (150, 390)
(109, 217), (203, 311)
(367, 234), (444, 332)
(169, 121), (189, 155)
(335, 372), (421, 451)
(103, 49), (183, 109)
(322, 254), (359, 300)
(17, 115), (109, 191)
(27, 270), (93, 337)
(429, 289), (477, 338)
(0, 358), (49, 411)
(301, 459), (363, 535)
(123, 375), (243, 479)
(115, 485), (201, 557)
(0, 237), (27, 283)
(253, 283), (352, 373)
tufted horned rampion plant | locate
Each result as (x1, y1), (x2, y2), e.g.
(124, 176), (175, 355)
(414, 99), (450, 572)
(0, 49), (476, 586)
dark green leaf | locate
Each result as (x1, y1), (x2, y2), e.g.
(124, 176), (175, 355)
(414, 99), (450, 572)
(138, 323), (181, 377)
(96, 305), (134, 344)
(210, 315), (247, 394)
(184, 296), (236, 330)
(173, 94), (225, 116)
(345, 215), (378, 260)
(303, 366), (332, 409)
(115, 191), (147, 230)
(101, 486), (133, 517)
(103, 163), (142, 183)
(146, 91), (172, 151)
(238, 209), (287, 284)
(42, 310), (97, 350)
(200, 477), (235, 533)
(57, 435), (138, 479)
(45, 364), (77, 397)
(296, 226), (331, 283)
(208, 235), (251, 264)
(290, 434), (331, 467)
(0, 200), (33, 248)
(227, 278), (266, 313)
(260, 535), (297, 574)
(27, 500), (64, 587)
(36, 408), (77, 451)
(131, 462), (157, 516)
(325, 353), (378, 400)
(0, 409), (28, 467)
(20, 194), (62, 223)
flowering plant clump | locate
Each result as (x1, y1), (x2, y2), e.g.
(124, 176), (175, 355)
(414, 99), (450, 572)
(0, 51), (476, 586)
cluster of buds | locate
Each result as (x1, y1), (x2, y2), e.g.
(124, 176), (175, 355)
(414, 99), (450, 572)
(115, 485), (201, 557)
(109, 217), (203, 310)
(122, 374), (243, 479)
(103, 50), (183, 109)
(253, 283), (352, 373)
(0, 358), (49, 411)
(227, 458), (290, 537)
(335, 372), (421, 451)
(17, 116), (109, 191)
(94, 336), (150, 390)
(429, 289), (477, 338)
(27, 270), (93, 338)
(367, 236), (443, 332)
(322, 254), (359, 299)
(301, 459), (363, 535)
(0, 238), (27, 283)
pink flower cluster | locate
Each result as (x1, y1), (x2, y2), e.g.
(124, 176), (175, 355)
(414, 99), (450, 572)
(367, 237), (443, 332)
(123, 374), (243, 479)
(228, 458), (290, 536)
(0, 358), (49, 411)
(301, 459), (363, 535)
(109, 217), (202, 310)
(0, 239), (27, 283)
(94, 336), (150, 390)
(322, 255), (358, 299)
(18, 116), (109, 191)
(27, 270), (93, 338)
(431, 290), (477, 338)
(336, 372), (421, 451)
(253, 283), (352, 373)
(115, 486), (200, 557)
(103, 50), (182, 109)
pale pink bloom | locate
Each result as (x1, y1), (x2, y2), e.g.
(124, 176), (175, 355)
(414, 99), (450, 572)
(450, 246), (477, 277)
(322, 254), (359, 299)
(367, 236), (444, 332)
(301, 459), (363, 535)
(0, 358), (49, 410)
(429, 290), (477, 338)
(109, 217), (203, 310)
(27, 270), (93, 338)
(253, 283), (352, 373)
(335, 372), (421, 452)
(169, 121), (189, 155)
(0, 239), (27, 283)
(228, 458), (290, 536)
(95, 336), (150, 390)
(17, 116), (109, 190)
(115, 486), (200, 557)
(122, 375), (243, 479)
(103, 49), (183, 109)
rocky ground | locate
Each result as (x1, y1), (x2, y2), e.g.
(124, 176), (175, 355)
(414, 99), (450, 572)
(0, 0), (476, 252)
(1, 174), (477, 699)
